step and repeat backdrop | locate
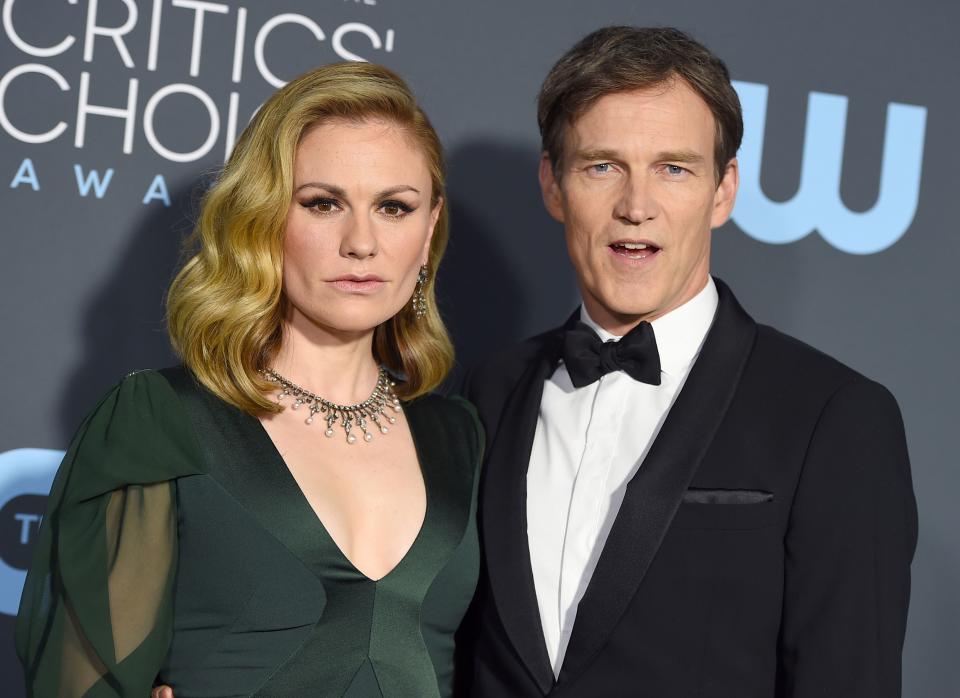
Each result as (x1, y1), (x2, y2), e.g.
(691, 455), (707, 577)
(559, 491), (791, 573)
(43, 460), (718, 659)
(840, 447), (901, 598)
(1, 0), (956, 695)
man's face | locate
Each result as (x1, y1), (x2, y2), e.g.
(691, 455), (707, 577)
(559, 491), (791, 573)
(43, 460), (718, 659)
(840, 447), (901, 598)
(539, 79), (738, 334)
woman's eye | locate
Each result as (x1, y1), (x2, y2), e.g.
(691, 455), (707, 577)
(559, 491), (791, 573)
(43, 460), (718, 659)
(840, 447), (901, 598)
(303, 197), (340, 214)
(379, 200), (414, 217)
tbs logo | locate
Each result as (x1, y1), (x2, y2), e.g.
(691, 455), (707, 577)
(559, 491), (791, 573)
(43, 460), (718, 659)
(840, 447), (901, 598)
(0, 449), (61, 616)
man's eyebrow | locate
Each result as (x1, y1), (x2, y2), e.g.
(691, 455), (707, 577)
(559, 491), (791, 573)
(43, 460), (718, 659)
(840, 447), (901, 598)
(293, 182), (421, 198)
(571, 149), (707, 166)
(572, 148), (623, 163)
(654, 150), (706, 165)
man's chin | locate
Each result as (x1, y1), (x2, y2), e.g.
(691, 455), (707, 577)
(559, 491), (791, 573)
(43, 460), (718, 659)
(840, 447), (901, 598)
(583, 294), (665, 331)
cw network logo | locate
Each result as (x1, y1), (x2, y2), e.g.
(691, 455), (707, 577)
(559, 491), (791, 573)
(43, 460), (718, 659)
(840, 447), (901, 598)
(731, 81), (927, 255)
(0, 449), (61, 617)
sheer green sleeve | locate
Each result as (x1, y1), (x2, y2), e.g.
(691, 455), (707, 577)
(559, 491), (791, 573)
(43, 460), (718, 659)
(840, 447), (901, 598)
(15, 370), (204, 697)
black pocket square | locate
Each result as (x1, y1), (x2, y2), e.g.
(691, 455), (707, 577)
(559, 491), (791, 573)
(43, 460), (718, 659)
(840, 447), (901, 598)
(682, 488), (774, 504)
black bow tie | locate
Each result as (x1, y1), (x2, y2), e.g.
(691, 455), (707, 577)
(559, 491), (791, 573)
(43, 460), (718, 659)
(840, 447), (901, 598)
(561, 320), (661, 388)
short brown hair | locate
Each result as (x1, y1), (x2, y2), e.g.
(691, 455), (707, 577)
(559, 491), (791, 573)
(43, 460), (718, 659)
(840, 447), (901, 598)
(538, 26), (743, 183)
(167, 62), (453, 414)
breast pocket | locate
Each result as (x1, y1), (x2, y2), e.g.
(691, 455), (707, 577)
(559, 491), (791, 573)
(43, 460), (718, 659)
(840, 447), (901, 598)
(669, 498), (781, 530)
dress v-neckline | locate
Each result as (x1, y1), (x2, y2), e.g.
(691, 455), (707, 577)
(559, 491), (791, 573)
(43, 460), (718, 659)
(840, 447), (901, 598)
(247, 400), (433, 584)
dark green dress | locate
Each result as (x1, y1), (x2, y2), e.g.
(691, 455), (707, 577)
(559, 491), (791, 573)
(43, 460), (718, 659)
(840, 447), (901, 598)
(16, 368), (483, 698)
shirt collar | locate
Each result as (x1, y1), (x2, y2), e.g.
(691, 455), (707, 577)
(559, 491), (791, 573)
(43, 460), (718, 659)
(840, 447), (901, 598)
(579, 276), (719, 376)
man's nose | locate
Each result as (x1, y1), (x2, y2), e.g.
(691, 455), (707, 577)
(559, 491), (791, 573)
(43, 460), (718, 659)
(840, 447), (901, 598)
(613, 174), (659, 225)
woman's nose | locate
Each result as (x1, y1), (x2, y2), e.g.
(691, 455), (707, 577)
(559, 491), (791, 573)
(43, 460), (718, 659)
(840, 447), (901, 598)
(340, 214), (378, 259)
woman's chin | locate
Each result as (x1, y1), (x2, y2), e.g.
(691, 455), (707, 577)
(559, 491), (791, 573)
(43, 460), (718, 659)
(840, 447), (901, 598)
(290, 306), (403, 339)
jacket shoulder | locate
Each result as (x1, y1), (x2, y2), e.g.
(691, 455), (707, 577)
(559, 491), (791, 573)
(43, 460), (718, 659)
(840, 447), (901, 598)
(751, 323), (895, 406)
(463, 328), (559, 405)
(756, 324), (862, 376)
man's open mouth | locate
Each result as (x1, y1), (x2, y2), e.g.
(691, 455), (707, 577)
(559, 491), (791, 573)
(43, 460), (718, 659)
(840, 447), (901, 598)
(609, 241), (660, 259)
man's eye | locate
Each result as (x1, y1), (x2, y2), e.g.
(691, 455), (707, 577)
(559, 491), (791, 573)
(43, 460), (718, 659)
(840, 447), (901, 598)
(591, 163), (613, 174)
(380, 200), (414, 217)
(665, 164), (687, 176)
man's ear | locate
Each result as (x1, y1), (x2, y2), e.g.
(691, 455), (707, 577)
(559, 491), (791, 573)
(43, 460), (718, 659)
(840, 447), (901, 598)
(710, 157), (739, 229)
(539, 153), (566, 223)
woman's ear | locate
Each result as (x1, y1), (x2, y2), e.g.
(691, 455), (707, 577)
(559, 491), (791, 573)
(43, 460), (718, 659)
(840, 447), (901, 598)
(423, 197), (443, 264)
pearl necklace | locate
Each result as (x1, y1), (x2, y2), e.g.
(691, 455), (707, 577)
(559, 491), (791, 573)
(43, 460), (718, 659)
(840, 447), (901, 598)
(261, 367), (402, 444)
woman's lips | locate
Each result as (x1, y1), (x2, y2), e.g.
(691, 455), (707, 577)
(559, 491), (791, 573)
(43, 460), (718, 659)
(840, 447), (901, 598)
(327, 277), (385, 294)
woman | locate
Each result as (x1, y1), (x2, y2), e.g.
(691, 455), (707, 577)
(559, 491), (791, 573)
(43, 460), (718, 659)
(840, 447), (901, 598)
(16, 62), (483, 698)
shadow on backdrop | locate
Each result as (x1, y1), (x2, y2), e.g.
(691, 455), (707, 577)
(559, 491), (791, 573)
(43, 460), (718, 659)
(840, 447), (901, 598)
(439, 139), (577, 390)
(57, 175), (210, 443)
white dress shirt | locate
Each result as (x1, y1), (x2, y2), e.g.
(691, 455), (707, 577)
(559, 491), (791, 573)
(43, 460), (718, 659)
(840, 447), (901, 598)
(526, 277), (719, 676)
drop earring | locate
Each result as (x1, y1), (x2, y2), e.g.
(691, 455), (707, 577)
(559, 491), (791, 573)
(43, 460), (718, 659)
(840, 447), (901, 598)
(412, 265), (428, 319)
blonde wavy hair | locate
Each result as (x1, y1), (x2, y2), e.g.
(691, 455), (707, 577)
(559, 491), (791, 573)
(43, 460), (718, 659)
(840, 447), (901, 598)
(166, 62), (454, 414)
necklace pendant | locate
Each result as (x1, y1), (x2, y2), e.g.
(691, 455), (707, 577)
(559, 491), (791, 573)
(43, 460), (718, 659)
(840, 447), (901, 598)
(324, 412), (337, 437)
(344, 419), (357, 444)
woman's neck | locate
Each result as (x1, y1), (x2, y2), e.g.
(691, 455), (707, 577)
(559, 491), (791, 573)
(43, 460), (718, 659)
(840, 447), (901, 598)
(270, 311), (381, 405)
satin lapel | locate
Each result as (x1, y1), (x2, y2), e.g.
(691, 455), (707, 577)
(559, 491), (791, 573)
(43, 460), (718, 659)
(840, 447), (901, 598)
(480, 341), (561, 695)
(557, 280), (758, 683)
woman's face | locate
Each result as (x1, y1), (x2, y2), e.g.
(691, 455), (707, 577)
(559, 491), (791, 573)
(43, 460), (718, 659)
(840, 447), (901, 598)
(283, 118), (440, 337)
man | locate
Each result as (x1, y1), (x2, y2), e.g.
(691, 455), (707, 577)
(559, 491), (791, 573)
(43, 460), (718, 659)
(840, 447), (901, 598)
(458, 26), (917, 697)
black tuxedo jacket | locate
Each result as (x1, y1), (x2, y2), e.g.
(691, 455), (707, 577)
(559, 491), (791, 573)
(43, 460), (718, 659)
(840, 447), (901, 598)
(457, 279), (917, 698)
